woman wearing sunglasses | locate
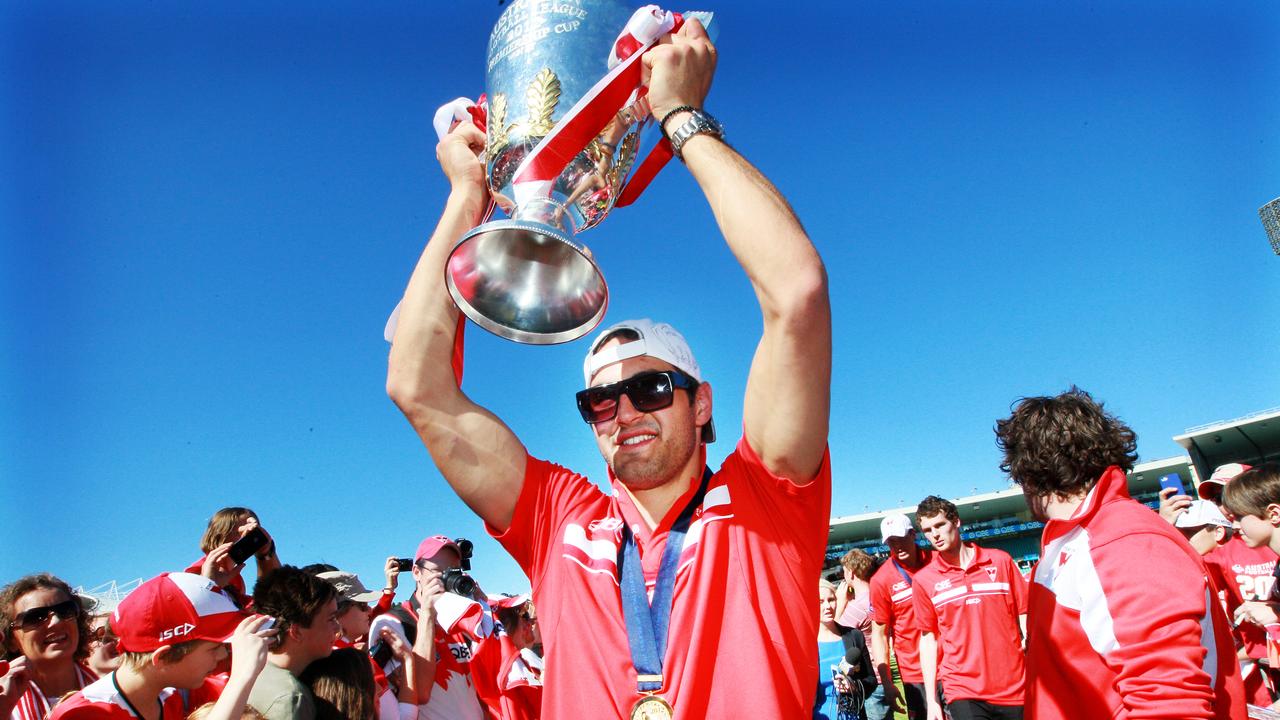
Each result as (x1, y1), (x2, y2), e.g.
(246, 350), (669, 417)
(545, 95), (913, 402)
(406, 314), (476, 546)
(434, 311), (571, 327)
(0, 573), (96, 720)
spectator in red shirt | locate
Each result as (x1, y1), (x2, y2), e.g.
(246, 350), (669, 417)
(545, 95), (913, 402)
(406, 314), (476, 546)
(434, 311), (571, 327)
(868, 514), (931, 720)
(912, 496), (1027, 720)
(996, 387), (1246, 720)
(385, 15), (831, 719)
(187, 508), (282, 610)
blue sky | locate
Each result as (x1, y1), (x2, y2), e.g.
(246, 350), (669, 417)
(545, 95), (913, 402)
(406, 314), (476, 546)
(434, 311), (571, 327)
(3, 0), (1277, 599)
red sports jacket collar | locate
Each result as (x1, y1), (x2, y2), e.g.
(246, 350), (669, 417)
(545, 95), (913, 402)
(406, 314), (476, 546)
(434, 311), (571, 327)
(1039, 466), (1130, 547)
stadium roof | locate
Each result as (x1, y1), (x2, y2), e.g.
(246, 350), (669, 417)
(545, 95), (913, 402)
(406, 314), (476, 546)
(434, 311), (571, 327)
(1174, 407), (1280, 480)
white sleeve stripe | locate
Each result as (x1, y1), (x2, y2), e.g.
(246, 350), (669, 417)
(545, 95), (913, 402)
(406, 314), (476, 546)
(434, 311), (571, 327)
(970, 582), (1010, 592)
(930, 585), (969, 604)
(564, 523), (620, 561)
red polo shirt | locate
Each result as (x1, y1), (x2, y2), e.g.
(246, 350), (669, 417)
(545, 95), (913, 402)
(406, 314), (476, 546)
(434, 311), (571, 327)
(912, 544), (1028, 706)
(488, 437), (831, 718)
(868, 549), (932, 683)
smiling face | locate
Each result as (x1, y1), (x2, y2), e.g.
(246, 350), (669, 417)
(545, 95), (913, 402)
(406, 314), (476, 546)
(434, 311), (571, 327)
(8, 587), (80, 664)
(586, 342), (711, 491)
(918, 512), (962, 555)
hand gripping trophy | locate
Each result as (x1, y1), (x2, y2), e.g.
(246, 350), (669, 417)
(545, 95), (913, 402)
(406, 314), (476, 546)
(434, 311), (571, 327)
(441, 0), (714, 344)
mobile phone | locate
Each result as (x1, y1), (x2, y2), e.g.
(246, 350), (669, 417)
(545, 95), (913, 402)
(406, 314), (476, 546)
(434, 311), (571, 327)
(1158, 473), (1186, 497)
(395, 558), (413, 573)
(228, 527), (271, 565)
(370, 640), (393, 667)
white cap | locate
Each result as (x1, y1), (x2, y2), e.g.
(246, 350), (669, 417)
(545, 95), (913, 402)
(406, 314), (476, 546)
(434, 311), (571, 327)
(880, 514), (914, 543)
(583, 319), (701, 386)
(1174, 500), (1233, 530)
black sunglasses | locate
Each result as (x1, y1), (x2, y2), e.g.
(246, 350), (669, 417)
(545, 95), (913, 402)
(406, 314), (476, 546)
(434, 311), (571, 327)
(575, 370), (697, 424)
(14, 599), (79, 630)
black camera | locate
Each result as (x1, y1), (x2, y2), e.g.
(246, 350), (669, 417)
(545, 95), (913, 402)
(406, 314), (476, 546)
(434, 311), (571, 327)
(442, 568), (476, 597)
(394, 558), (413, 573)
(455, 538), (474, 571)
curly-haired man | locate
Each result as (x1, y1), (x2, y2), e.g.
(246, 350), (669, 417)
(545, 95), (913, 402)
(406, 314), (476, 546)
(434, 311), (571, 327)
(995, 387), (1245, 720)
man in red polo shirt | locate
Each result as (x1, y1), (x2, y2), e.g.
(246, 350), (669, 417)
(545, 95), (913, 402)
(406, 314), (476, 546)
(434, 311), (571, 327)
(996, 387), (1246, 720)
(868, 513), (932, 719)
(913, 495), (1027, 720)
(385, 17), (832, 718)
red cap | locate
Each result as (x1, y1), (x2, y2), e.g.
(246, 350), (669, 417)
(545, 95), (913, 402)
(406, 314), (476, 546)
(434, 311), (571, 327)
(415, 535), (460, 563)
(112, 573), (246, 653)
(488, 593), (531, 610)
(1197, 462), (1253, 499)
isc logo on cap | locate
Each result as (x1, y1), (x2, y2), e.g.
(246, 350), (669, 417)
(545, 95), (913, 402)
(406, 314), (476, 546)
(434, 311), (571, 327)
(159, 623), (196, 642)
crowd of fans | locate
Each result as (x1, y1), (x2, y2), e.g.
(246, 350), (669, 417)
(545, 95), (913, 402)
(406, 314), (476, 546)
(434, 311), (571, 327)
(0, 513), (542, 720)
(812, 391), (1280, 720)
(6, 410), (1278, 720)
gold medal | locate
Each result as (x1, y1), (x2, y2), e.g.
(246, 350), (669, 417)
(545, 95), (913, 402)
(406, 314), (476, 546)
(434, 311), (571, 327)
(629, 695), (674, 720)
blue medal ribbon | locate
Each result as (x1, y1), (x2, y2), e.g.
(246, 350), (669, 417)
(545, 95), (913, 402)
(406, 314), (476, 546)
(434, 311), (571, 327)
(618, 467), (713, 694)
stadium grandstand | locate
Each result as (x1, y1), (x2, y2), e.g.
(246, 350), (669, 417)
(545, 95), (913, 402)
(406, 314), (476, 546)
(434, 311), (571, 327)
(826, 407), (1280, 575)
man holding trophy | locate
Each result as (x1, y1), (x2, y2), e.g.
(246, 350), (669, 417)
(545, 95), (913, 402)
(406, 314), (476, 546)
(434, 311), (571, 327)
(387, 4), (832, 717)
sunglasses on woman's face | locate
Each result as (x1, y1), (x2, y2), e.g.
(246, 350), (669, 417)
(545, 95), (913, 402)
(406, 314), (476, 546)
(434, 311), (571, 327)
(13, 599), (79, 630)
(89, 625), (118, 645)
(575, 370), (697, 425)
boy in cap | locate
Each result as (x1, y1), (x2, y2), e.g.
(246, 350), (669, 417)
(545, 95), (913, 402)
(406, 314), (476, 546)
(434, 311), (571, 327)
(868, 513), (932, 719)
(49, 572), (274, 720)
(1172, 462), (1278, 706)
(1175, 500), (1235, 556)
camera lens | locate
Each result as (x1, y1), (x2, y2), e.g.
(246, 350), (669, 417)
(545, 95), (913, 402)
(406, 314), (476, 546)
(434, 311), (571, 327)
(442, 569), (476, 597)
(455, 538), (474, 557)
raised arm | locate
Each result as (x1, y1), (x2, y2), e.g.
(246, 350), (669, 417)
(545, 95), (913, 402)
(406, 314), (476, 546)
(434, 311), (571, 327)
(644, 20), (831, 484)
(386, 123), (527, 532)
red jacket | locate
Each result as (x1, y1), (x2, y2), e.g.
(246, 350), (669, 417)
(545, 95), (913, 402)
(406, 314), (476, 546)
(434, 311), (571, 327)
(1025, 466), (1246, 720)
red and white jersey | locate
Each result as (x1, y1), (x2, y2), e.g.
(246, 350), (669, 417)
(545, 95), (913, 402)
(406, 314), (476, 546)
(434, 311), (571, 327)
(489, 437), (831, 718)
(867, 549), (931, 683)
(47, 674), (184, 720)
(10, 663), (95, 720)
(911, 545), (1027, 706)
(1026, 466), (1247, 720)
(1205, 535), (1276, 659)
(366, 597), (493, 720)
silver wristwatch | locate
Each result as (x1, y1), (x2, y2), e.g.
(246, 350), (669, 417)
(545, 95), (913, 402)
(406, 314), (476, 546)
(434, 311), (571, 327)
(666, 109), (724, 159)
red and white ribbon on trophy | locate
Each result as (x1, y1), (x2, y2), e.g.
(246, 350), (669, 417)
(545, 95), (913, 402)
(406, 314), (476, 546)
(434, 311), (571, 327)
(509, 5), (685, 209)
(386, 6), (696, 367)
(431, 5), (688, 210)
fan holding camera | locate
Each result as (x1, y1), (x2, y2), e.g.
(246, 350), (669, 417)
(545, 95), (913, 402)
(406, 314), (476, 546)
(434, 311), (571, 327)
(367, 536), (493, 720)
(186, 507), (282, 610)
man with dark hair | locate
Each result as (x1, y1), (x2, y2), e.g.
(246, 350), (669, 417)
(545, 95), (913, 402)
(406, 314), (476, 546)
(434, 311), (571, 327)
(386, 18), (831, 718)
(995, 387), (1246, 720)
(248, 567), (340, 720)
(912, 496), (1027, 720)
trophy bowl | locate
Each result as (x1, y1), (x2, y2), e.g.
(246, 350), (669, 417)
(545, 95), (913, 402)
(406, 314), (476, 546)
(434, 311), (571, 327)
(445, 0), (642, 344)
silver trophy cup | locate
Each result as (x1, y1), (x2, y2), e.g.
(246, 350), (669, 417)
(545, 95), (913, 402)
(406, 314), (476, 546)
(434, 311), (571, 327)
(445, 0), (681, 344)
